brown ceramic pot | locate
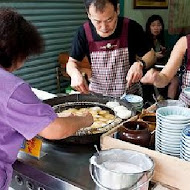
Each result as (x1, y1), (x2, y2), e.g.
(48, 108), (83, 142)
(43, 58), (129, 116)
(139, 113), (156, 132)
(118, 121), (151, 147)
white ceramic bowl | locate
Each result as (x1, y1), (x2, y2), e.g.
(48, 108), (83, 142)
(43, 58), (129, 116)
(156, 129), (182, 139)
(156, 144), (180, 153)
(156, 120), (186, 128)
(156, 140), (180, 149)
(155, 134), (181, 145)
(156, 106), (190, 121)
(156, 146), (180, 157)
(156, 119), (190, 129)
(122, 94), (143, 103)
(181, 139), (190, 148)
(184, 87), (190, 98)
(182, 126), (190, 137)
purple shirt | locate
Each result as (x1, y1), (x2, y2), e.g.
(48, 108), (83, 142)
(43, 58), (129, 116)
(0, 68), (57, 189)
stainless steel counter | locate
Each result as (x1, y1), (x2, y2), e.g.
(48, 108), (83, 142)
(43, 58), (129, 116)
(11, 141), (97, 190)
(10, 93), (135, 190)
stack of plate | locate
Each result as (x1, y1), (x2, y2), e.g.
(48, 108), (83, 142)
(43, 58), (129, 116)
(121, 94), (143, 111)
(180, 126), (190, 161)
(156, 106), (190, 157)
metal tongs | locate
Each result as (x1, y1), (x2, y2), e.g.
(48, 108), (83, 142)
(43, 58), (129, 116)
(153, 86), (164, 105)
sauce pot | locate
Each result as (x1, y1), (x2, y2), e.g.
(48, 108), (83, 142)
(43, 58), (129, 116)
(118, 121), (151, 147)
(139, 113), (156, 132)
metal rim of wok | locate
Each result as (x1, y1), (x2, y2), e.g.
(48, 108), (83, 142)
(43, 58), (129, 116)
(54, 101), (119, 135)
(43, 94), (136, 144)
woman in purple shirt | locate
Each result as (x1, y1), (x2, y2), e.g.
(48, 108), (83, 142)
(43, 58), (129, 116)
(0, 8), (93, 190)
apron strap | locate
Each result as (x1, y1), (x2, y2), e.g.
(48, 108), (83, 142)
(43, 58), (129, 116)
(120, 18), (129, 48)
(186, 34), (190, 70)
(84, 21), (93, 42)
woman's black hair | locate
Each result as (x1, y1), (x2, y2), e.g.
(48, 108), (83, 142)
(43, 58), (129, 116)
(84, 0), (119, 13)
(0, 7), (44, 68)
(145, 14), (165, 48)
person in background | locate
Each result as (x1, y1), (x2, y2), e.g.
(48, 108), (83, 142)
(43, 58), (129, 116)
(0, 8), (93, 190)
(146, 15), (167, 63)
(141, 35), (190, 106)
(145, 14), (179, 100)
(66, 0), (155, 98)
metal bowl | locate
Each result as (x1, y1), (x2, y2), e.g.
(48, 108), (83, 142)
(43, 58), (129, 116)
(90, 149), (154, 189)
(157, 99), (187, 108)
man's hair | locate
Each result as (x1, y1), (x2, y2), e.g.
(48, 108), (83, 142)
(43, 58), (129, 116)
(84, 0), (119, 13)
(0, 7), (44, 68)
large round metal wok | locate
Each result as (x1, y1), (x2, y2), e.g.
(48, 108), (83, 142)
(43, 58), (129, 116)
(54, 102), (117, 135)
(43, 94), (136, 145)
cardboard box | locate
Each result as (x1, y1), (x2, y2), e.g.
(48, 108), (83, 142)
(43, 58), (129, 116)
(100, 124), (190, 190)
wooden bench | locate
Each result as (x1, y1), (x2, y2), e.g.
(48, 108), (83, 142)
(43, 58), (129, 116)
(58, 52), (91, 79)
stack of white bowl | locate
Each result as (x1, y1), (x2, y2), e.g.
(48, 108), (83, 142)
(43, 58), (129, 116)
(180, 126), (190, 161)
(156, 106), (190, 157)
(121, 94), (143, 111)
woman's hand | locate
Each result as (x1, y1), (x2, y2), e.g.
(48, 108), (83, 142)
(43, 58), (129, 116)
(141, 68), (160, 84)
(156, 46), (166, 59)
(69, 111), (94, 128)
(79, 112), (94, 128)
(126, 61), (143, 88)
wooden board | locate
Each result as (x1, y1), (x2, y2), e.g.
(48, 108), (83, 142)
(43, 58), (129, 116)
(101, 125), (190, 190)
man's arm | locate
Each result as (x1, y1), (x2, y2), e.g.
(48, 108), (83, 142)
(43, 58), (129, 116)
(126, 20), (156, 88)
(66, 57), (89, 93)
(141, 48), (156, 69)
(126, 49), (156, 88)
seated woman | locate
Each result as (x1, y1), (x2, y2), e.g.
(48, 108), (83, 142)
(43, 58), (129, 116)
(146, 15), (168, 64)
(144, 14), (179, 100)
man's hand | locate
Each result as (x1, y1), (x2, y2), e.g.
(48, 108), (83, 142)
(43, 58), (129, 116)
(155, 51), (164, 59)
(66, 57), (89, 94)
(70, 71), (89, 94)
(141, 68), (159, 84)
(126, 61), (143, 88)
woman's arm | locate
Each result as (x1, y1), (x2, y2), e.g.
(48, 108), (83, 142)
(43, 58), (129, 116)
(38, 112), (93, 140)
(160, 36), (187, 82)
(141, 36), (187, 88)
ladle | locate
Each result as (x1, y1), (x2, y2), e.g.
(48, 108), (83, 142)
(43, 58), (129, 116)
(152, 93), (158, 104)
(94, 145), (100, 155)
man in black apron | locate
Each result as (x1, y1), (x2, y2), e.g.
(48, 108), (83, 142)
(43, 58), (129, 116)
(66, 0), (155, 98)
